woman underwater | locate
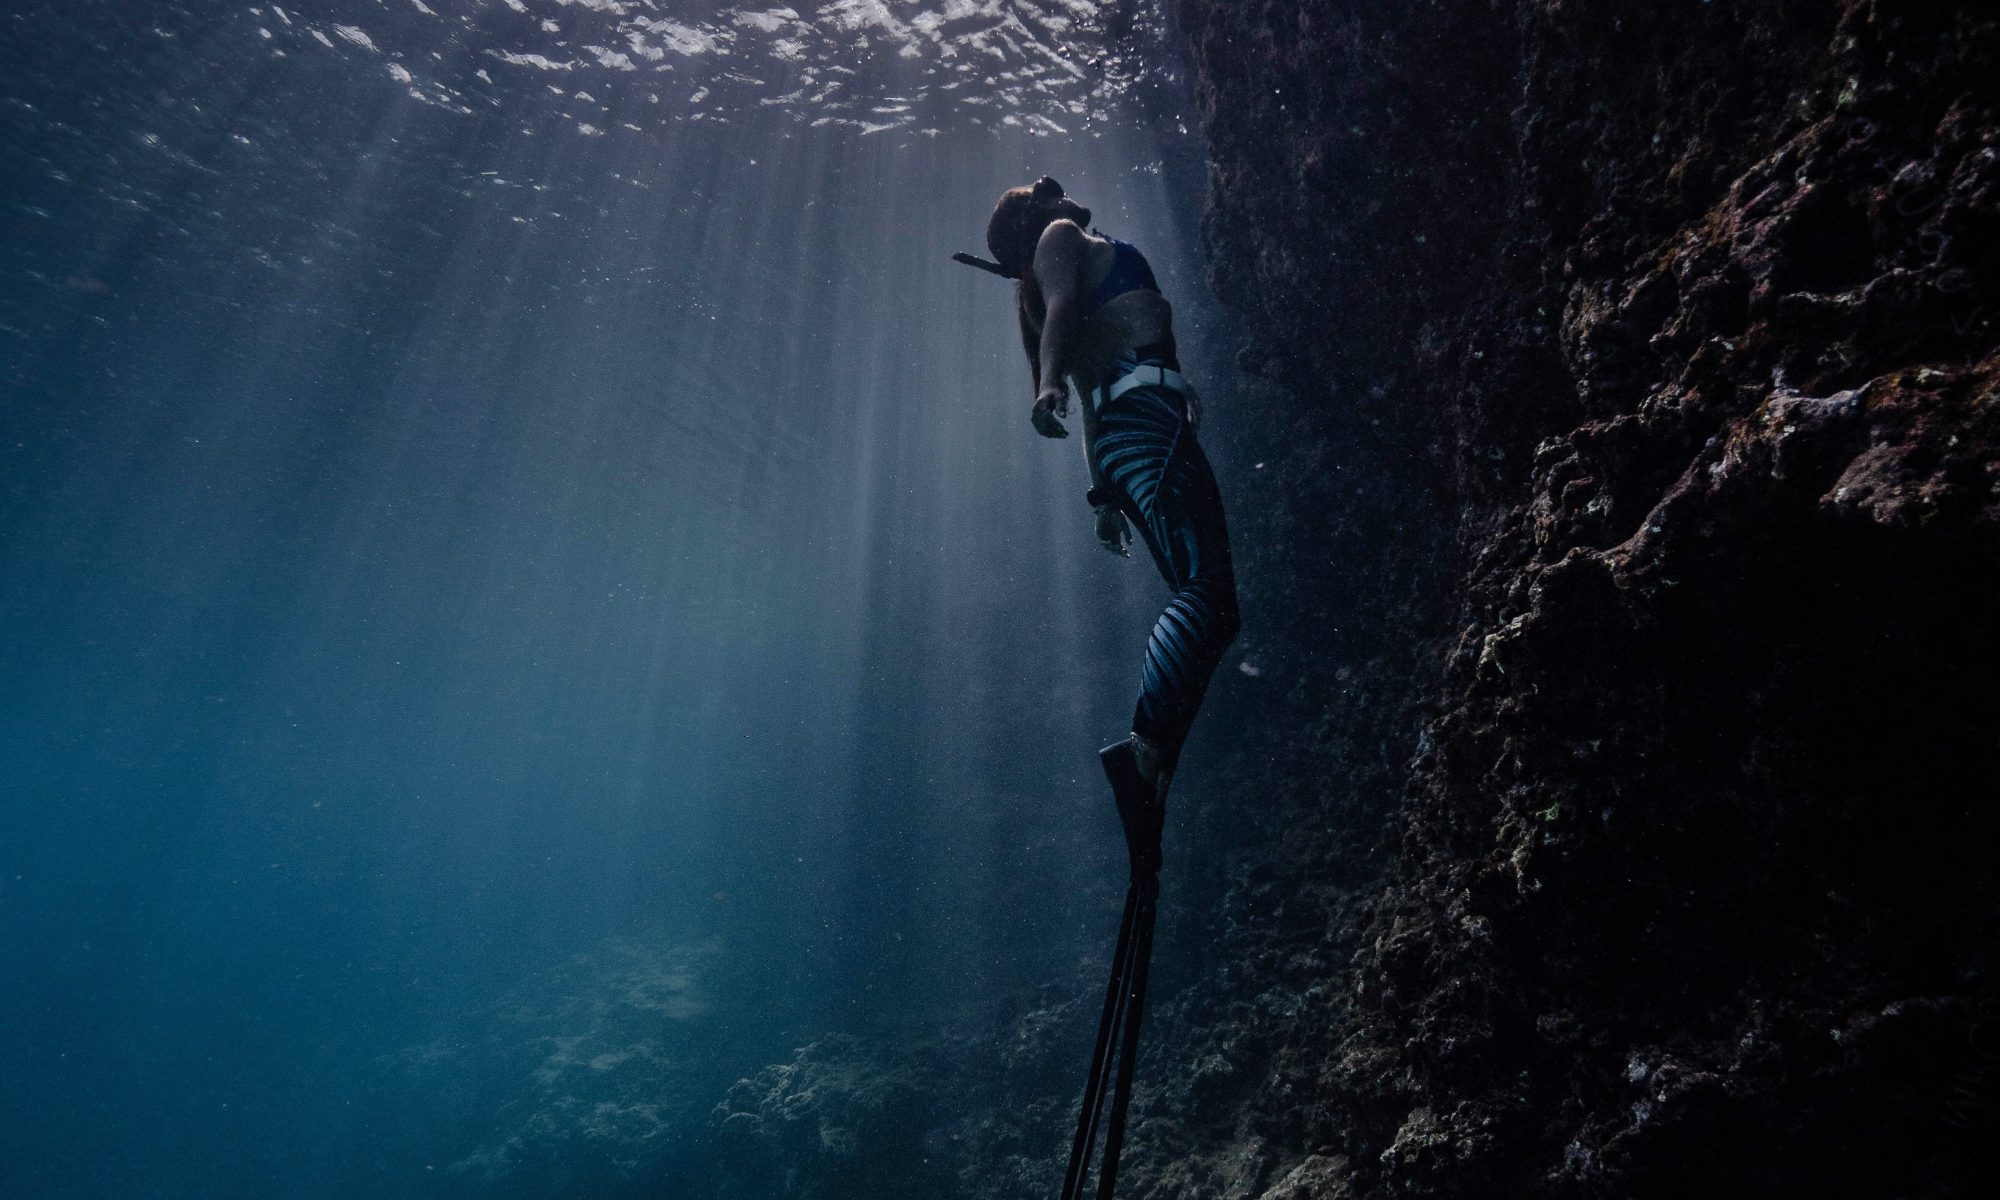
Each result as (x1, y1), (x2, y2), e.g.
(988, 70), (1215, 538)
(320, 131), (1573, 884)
(974, 176), (1240, 874)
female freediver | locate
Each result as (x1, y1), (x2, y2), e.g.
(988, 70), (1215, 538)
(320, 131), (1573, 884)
(971, 176), (1239, 869)
(957, 175), (1240, 1199)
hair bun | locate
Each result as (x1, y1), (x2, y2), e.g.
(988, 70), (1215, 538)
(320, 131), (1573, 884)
(1031, 176), (1064, 201)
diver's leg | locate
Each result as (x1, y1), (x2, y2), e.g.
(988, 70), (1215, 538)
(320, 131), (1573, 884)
(1092, 389), (1241, 771)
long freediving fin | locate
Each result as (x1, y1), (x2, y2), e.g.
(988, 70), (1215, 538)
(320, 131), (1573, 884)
(1061, 741), (1169, 1199)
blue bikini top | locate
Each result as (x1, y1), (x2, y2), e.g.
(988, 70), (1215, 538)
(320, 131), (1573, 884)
(1079, 236), (1160, 319)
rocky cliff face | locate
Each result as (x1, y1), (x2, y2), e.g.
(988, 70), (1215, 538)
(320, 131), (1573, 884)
(1146, 1), (2000, 1196)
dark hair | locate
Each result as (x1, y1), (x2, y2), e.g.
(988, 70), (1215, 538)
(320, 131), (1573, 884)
(985, 176), (1066, 280)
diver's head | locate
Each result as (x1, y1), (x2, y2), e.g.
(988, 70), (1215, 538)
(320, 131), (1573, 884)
(986, 176), (1091, 279)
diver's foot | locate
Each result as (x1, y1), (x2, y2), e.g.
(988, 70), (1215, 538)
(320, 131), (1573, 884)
(1100, 736), (1165, 880)
(1131, 732), (1165, 784)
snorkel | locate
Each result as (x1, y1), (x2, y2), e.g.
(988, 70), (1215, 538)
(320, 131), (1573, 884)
(952, 251), (1014, 278)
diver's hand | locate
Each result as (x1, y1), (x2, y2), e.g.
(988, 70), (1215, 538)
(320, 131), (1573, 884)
(1094, 505), (1131, 557)
(1031, 386), (1070, 439)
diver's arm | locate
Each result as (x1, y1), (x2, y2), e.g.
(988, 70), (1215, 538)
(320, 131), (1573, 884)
(1080, 405), (1109, 489)
(1029, 221), (1086, 438)
(1080, 406), (1131, 556)
(1018, 300), (1042, 394)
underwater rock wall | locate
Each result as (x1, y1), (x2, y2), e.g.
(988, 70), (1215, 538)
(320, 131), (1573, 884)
(1155, 2), (2000, 1197)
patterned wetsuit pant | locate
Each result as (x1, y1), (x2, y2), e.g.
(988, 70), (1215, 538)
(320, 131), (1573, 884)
(1091, 376), (1240, 759)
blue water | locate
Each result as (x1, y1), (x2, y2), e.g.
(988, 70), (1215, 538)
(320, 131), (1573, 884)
(2, 2), (1224, 1195)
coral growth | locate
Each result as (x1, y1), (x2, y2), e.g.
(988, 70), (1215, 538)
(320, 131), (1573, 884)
(710, 1035), (946, 1198)
(371, 941), (723, 1193)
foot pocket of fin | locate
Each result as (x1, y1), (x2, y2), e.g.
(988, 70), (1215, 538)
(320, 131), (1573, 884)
(1100, 738), (1164, 879)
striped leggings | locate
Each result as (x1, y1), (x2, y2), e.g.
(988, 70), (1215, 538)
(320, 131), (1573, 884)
(1091, 375), (1240, 758)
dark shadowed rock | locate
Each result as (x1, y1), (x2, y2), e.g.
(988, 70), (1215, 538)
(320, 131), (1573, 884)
(1086, 1), (2000, 1197)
